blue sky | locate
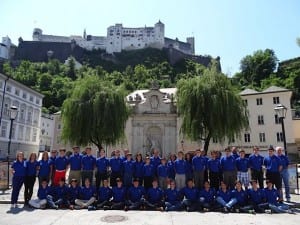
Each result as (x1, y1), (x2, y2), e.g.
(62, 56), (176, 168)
(1, 0), (299, 74)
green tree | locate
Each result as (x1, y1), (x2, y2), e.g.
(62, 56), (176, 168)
(61, 75), (130, 150)
(177, 66), (249, 153)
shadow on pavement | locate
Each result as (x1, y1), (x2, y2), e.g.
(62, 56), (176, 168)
(6, 205), (34, 214)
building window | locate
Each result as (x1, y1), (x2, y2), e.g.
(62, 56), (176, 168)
(20, 105), (26, 122)
(258, 115), (264, 125)
(0, 81), (3, 89)
(57, 124), (61, 130)
(1, 121), (8, 138)
(15, 89), (20, 96)
(18, 125), (24, 140)
(259, 133), (266, 142)
(25, 127), (31, 141)
(36, 98), (40, 105)
(6, 85), (11, 92)
(243, 99), (248, 106)
(274, 115), (280, 124)
(29, 96), (34, 102)
(11, 124), (16, 139)
(27, 110), (32, 124)
(276, 132), (284, 142)
(273, 97), (280, 104)
(22, 92), (27, 99)
(32, 128), (37, 142)
(212, 137), (218, 143)
(244, 133), (251, 143)
(256, 98), (263, 105)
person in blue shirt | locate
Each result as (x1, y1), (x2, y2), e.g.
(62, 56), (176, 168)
(53, 148), (68, 186)
(167, 154), (176, 180)
(185, 152), (193, 181)
(81, 147), (96, 187)
(220, 147), (237, 190)
(216, 181), (236, 213)
(125, 178), (145, 210)
(143, 157), (154, 190)
(164, 180), (182, 211)
(122, 152), (134, 187)
(157, 158), (168, 190)
(246, 180), (267, 213)
(263, 145), (283, 199)
(38, 151), (52, 185)
(199, 181), (216, 211)
(249, 146), (264, 189)
(150, 149), (161, 176)
(180, 179), (199, 212)
(68, 178), (81, 210)
(109, 178), (126, 210)
(207, 151), (221, 190)
(49, 149), (57, 184)
(75, 178), (96, 209)
(68, 146), (82, 185)
(236, 150), (250, 189)
(11, 151), (26, 208)
(276, 146), (291, 202)
(133, 153), (144, 186)
(24, 152), (39, 205)
(109, 150), (123, 187)
(174, 151), (187, 190)
(192, 149), (207, 189)
(144, 178), (164, 211)
(230, 180), (250, 213)
(95, 148), (109, 190)
(47, 177), (68, 209)
(96, 179), (112, 209)
(29, 179), (51, 209)
(264, 180), (294, 213)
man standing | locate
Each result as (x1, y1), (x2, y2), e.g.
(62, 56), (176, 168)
(68, 146), (82, 185)
(109, 150), (123, 187)
(236, 149), (250, 189)
(220, 147), (237, 190)
(174, 151), (187, 190)
(81, 147), (96, 186)
(150, 149), (161, 176)
(249, 147), (264, 189)
(192, 149), (207, 189)
(276, 146), (291, 202)
(95, 148), (109, 189)
(53, 149), (68, 186)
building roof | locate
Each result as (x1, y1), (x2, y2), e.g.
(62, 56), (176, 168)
(239, 88), (259, 95)
(126, 88), (176, 103)
(240, 86), (291, 96)
(262, 86), (289, 93)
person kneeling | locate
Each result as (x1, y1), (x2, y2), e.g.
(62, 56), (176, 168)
(75, 178), (96, 210)
(144, 178), (164, 211)
(125, 178), (145, 210)
(29, 179), (51, 209)
(164, 180), (182, 211)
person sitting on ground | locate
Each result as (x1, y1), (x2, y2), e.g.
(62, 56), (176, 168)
(180, 179), (199, 212)
(29, 179), (51, 209)
(164, 180), (182, 211)
(47, 177), (68, 209)
(144, 178), (164, 211)
(68, 178), (81, 210)
(199, 181), (216, 211)
(216, 181), (235, 213)
(246, 180), (267, 213)
(125, 178), (146, 210)
(97, 179), (112, 209)
(109, 178), (127, 210)
(75, 178), (96, 210)
(230, 180), (250, 213)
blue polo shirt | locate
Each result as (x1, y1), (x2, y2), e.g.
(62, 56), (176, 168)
(80, 185), (96, 200)
(236, 157), (249, 172)
(167, 161), (175, 179)
(96, 157), (109, 173)
(122, 160), (134, 175)
(249, 154), (264, 171)
(37, 185), (51, 199)
(157, 164), (168, 178)
(127, 186), (145, 202)
(231, 189), (247, 205)
(38, 159), (51, 177)
(143, 164), (154, 177)
(112, 186), (126, 202)
(146, 187), (164, 204)
(217, 189), (232, 202)
(133, 161), (144, 178)
(220, 155), (236, 171)
(174, 159), (186, 174)
(54, 156), (68, 170)
(192, 156), (207, 172)
(278, 155), (289, 170)
(150, 156), (161, 169)
(180, 187), (199, 201)
(247, 188), (265, 204)
(82, 155), (96, 171)
(68, 185), (81, 202)
(263, 155), (282, 172)
(207, 158), (221, 173)
(185, 160), (193, 176)
(55, 185), (68, 200)
(199, 188), (215, 203)
(109, 157), (122, 173)
(264, 187), (280, 205)
(165, 188), (181, 204)
(26, 160), (39, 176)
(68, 153), (82, 170)
(11, 160), (26, 177)
(98, 186), (112, 202)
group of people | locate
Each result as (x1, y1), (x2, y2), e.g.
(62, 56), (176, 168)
(10, 145), (294, 214)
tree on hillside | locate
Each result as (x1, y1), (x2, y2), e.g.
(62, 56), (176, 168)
(61, 75), (130, 150)
(177, 66), (249, 153)
(237, 49), (278, 86)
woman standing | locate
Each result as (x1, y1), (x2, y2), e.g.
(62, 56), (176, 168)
(11, 152), (26, 208)
(24, 153), (39, 205)
(38, 151), (52, 184)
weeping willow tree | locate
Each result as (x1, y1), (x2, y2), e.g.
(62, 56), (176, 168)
(61, 75), (130, 150)
(177, 65), (249, 153)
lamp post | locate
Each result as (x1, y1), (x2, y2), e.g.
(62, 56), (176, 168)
(274, 104), (287, 156)
(7, 105), (18, 188)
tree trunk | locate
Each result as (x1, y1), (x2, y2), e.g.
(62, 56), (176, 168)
(203, 134), (211, 155)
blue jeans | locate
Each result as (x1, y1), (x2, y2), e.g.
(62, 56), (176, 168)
(165, 201), (182, 211)
(280, 169), (290, 200)
(269, 203), (290, 213)
(47, 195), (65, 208)
(181, 199), (199, 211)
(199, 197), (215, 209)
(216, 196), (237, 208)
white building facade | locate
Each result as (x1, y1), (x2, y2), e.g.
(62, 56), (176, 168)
(39, 113), (54, 152)
(0, 73), (44, 159)
(0, 36), (12, 60)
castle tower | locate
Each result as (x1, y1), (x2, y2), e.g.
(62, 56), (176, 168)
(154, 20), (165, 47)
(186, 37), (195, 55)
(32, 28), (43, 41)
